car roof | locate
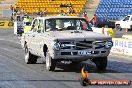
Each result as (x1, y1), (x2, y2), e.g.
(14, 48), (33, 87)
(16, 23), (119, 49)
(35, 16), (85, 20)
(126, 15), (132, 17)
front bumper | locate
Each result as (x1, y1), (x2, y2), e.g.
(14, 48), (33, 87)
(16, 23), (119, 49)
(51, 49), (110, 60)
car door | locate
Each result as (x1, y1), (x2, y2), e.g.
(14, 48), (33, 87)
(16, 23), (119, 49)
(33, 19), (45, 56)
(130, 16), (132, 28)
(25, 19), (36, 53)
(29, 19), (39, 54)
(121, 16), (130, 28)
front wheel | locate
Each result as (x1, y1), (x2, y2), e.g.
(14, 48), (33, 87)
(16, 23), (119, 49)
(91, 57), (107, 71)
(45, 50), (56, 71)
(24, 44), (38, 64)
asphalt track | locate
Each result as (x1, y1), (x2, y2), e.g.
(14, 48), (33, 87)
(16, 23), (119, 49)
(0, 28), (132, 88)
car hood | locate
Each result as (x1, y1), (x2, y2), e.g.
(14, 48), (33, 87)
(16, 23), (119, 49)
(45, 30), (111, 41)
(115, 20), (123, 24)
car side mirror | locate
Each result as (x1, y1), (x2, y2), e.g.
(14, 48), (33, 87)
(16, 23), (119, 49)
(31, 25), (35, 28)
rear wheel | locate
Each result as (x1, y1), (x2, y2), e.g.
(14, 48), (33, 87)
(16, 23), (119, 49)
(45, 50), (56, 71)
(24, 44), (38, 64)
(91, 57), (107, 71)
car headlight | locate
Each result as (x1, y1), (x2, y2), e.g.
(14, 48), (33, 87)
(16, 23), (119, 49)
(105, 41), (113, 48)
(53, 42), (61, 50)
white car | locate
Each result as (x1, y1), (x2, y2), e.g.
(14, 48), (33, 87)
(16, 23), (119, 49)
(115, 15), (132, 31)
(21, 16), (113, 71)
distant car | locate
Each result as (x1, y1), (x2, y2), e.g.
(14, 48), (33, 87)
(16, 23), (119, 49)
(90, 18), (115, 28)
(115, 15), (132, 31)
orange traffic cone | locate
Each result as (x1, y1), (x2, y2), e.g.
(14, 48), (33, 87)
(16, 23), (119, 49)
(102, 27), (104, 34)
(125, 28), (128, 32)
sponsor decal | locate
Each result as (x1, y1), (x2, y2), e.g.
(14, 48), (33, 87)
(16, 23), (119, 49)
(0, 21), (13, 28)
(112, 48), (124, 53)
(79, 67), (131, 86)
(0, 22), (5, 26)
(8, 22), (14, 26)
(113, 39), (132, 48)
(111, 38), (132, 56)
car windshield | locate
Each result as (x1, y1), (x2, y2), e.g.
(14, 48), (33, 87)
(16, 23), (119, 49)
(45, 18), (92, 31)
(123, 16), (130, 21)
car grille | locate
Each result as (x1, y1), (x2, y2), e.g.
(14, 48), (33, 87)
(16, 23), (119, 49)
(60, 40), (106, 50)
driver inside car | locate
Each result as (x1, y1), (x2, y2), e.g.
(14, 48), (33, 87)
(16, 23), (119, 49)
(46, 20), (56, 32)
(82, 22), (88, 30)
(56, 20), (64, 31)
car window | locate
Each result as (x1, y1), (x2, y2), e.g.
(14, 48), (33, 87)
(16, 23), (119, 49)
(38, 19), (44, 33)
(131, 17), (132, 21)
(123, 16), (130, 21)
(45, 18), (92, 32)
(45, 19), (57, 32)
(31, 19), (39, 32)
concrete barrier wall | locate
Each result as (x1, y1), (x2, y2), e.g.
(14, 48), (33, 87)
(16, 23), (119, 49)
(0, 20), (13, 28)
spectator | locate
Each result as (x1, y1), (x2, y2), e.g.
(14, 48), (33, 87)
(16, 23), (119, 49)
(15, 7), (19, 13)
(37, 8), (42, 17)
(20, 6), (25, 21)
(43, 8), (47, 16)
(23, 15), (31, 26)
(83, 11), (89, 22)
(17, 10), (21, 21)
(21, 12), (25, 21)
(21, 6), (25, 13)
(13, 11), (17, 21)
(58, 10), (65, 16)
(60, 3), (72, 8)
(40, 12), (43, 17)
(60, 3), (65, 7)
(10, 15), (14, 21)
(68, 7), (75, 14)
(92, 14), (97, 27)
(9, 5), (14, 16)
(10, 5), (14, 11)
(67, 3), (72, 8)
